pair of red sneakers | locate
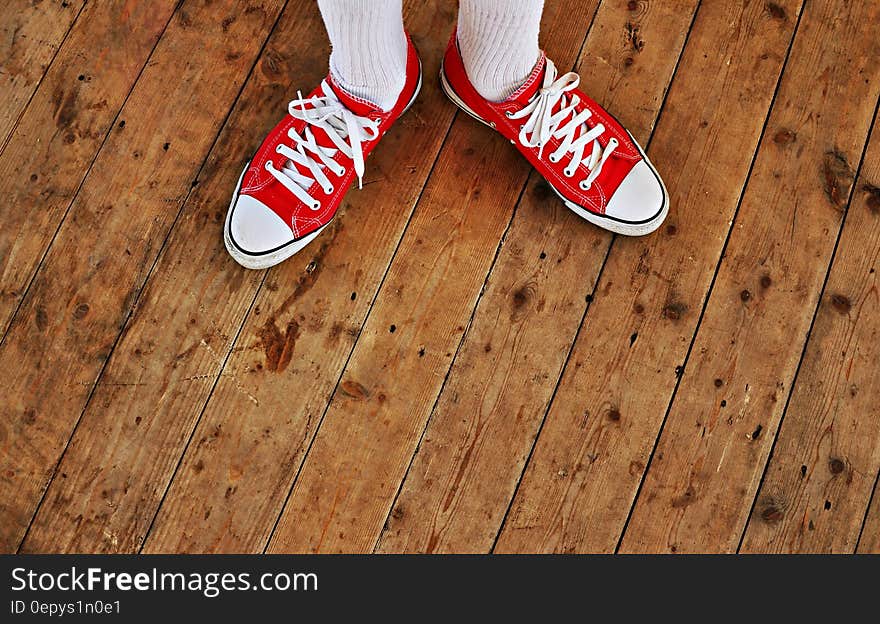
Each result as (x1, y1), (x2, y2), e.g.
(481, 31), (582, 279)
(225, 32), (668, 269)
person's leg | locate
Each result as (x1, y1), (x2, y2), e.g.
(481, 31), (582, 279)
(317, 0), (408, 111)
(224, 0), (421, 269)
(441, 1), (669, 236)
(456, 0), (544, 102)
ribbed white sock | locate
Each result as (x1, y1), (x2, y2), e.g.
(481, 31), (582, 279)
(317, 0), (408, 111)
(457, 0), (544, 102)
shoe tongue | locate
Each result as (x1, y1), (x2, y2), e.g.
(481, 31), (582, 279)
(505, 53), (547, 107)
(326, 77), (383, 118)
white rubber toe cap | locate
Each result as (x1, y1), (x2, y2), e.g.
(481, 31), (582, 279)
(604, 160), (666, 224)
(228, 194), (294, 254)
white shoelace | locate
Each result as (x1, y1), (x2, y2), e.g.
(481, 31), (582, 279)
(265, 80), (380, 210)
(508, 59), (618, 191)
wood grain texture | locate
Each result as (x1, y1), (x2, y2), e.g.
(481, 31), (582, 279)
(0, 0), (84, 146)
(19, 0), (326, 555)
(495, 0), (804, 553)
(2, 0), (878, 555)
(376, 0), (698, 554)
(740, 112), (880, 554)
(263, 0), (594, 554)
(0, 0), (284, 553)
(141, 0), (461, 554)
(0, 0), (176, 337)
(619, 0), (880, 554)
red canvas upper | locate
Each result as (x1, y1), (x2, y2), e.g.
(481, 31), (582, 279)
(442, 32), (643, 216)
(237, 35), (422, 240)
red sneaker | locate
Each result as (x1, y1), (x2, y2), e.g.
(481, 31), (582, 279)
(440, 33), (668, 236)
(225, 37), (422, 269)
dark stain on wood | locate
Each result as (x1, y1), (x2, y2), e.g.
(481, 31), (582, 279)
(221, 15), (237, 32)
(511, 283), (537, 320)
(532, 180), (553, 201)
(625, 22), (645, 53)
(35, 306), (49, 331)
(761, 505), (783, 523)
(750, 424), (763, 440)
(663, 301), (687, 321)
(329, 322), (345, 343)
(52, 86), (77, 128)
(821, 150), (854, 208)
(830, 293), (851, 314)
(258, 318), (300, 373)
(863, 183), (880, 214)
(339, 380), (370, 401)
(672, 485), (697, 508)
(773, 128), (796, 145)
(766, 2), (787, 20)
(828, 458), (845, 474)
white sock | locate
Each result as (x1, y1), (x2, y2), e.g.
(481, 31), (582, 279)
(457, 0), (544, 102)
(317, 0), (408, 111)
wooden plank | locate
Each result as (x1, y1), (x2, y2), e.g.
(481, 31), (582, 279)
(20, 0), (324, 554)
(0, 0), (286, 553)
(857, 480), (880, 553)
(260, 1), (596, 555)
(619, 0), (880, 553)
(376, 0), (699, 554)
(0, 0), (85, 146)
(740, 114), (880, 554)
(0, 1), (176, 337)
(140, 0), (462, 553)
(145, 0), (593, 554)
(495, 0), (804, 554)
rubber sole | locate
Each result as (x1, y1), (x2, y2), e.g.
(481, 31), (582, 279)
(225, 64), (424, 270)
(439, 64), (669, 237)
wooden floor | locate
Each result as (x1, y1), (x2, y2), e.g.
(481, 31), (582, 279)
(1, 0), (879, 554)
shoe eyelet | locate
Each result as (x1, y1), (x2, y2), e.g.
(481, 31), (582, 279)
(310, 201), (321, 211)
(549, 154), (559, 163)
(564, 168), (575, 178)
(264, 160), (273, 170)
(505, 111), (513, 118)
(325, 185), (334, 194)
(579, 180), (591, 191)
